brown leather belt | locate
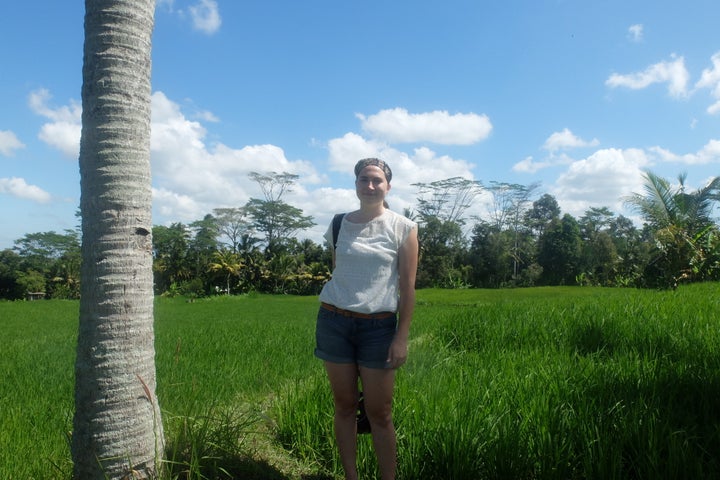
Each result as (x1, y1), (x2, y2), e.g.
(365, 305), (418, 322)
(321, 302), (395, 320)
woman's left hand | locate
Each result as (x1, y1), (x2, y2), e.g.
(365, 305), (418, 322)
(387, 336), (408, 368)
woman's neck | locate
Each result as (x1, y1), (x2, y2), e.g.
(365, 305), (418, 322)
(351, 204), (385, 223)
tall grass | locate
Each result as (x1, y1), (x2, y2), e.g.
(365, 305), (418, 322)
(1, 294), (328, 479)
(275, 285), (720, 479)
(3, 285), (720, 478)
(0, 300), (77, 479)
(154, 294), (329, 479)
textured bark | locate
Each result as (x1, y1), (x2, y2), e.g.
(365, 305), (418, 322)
(72, 1), (162, 479)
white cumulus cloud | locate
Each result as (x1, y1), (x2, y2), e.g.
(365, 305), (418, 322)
(149, 91), (316, 224)
(695, 51), (720, 114)
(327, 132), (475, 189)
(27, 89), (317, 226)
(23, 89), (495, 244)
(513, 154), (574, 174)
(0, 130), (25, 157)
(543, 128), (600, 152)
(551, 148), (650, 217)
(28, 89), (82, 159)
(606, 55), (689, 98)
(0, 177), (52, 203)
(513, 156), (545, 174)
(513, 129), (596, 174)
(628, 24), (644, 42)
(649, 139), (720, 165)
(189, 0), (221, 34)
(357, 108), (493, 145)
(157, 0), (221, 35)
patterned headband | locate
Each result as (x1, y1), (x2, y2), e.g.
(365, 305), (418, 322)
(354, 158), (393, 183)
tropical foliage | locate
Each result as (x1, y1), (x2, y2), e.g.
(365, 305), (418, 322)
(2, 170), (719, 299)
(625, 171), (720, 287)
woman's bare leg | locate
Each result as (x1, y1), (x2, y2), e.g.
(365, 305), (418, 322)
(324, 361), (360, 480)
(359, 366), (397, 480)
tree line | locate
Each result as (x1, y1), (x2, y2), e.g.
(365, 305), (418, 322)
(2, 170), (719, 301)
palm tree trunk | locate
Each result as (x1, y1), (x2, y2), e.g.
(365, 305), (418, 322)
(72, 1), (163, 479)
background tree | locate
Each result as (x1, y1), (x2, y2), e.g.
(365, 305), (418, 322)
(152, 222), (192, 294)
(577, 207), (619, 285)
(415, 215), (468, 288)
(537, 214), (582, 285)
(245, 171), (315, 255)
(15, 269), (47, 297)
(11, 230), (81, 298)
(0, 249), (24, 299)
(48, 242), (82, 299)
(245, 199), (315, 254)
(468, 221), (514, 287)
(606, 214), (648, 285)
(187, 214), (220, 295)
(285, 238), (331, 294)
(578, 206), (613, 234)
(412, 177), (481, 288)
(485, 181), (536, 230)
(13, 230), (80, 261)
(504, 182), (539, 278)
(413, 177), (483, 224)
(579, 231), (618, 285)
(249, 171), (298, 204)
(234, 233), (264, 291)
(625, 171), (720, 287)
(483, 181), (540, 281)
(72, 1), (163, 478)
(8, 167), (720, 297)
(209, 248), (243, 294)
(524, 193), (561, 238)
(291, 237), (328, 265)
(212, 207), (251, 252)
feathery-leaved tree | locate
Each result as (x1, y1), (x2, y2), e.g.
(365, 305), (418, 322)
(245, 171), (315, 255)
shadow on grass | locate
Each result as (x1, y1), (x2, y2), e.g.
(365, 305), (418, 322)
(163, 407), (338, 480)
(165, 452), (336, 480)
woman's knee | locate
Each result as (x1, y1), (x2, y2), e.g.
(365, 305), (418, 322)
(333, 392), (360, 418)
(365, 403), (393, 429)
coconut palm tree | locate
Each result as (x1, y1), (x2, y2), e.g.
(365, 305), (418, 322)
(209, 248), (244, 294)
(625, 171), (720, 287)
(72, 1), (162, 479)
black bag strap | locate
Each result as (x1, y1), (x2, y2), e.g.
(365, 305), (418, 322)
(332, 213), (346, 249)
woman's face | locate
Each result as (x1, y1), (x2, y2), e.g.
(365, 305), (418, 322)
(355, 165), (390, 204)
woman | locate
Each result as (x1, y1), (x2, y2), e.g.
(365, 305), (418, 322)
(315, 158), (419, 480)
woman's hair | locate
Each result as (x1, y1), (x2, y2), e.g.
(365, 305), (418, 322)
(354, 158), (392, 183)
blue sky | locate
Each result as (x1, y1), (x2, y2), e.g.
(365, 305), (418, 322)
(2, 0), (720, 249)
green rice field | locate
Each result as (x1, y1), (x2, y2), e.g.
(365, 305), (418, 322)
(2, 284), (720, 479)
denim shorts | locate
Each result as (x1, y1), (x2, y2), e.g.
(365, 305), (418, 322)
(314, 306), (398, 369)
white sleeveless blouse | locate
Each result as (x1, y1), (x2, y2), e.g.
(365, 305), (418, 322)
(319, 210), (417, 314)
